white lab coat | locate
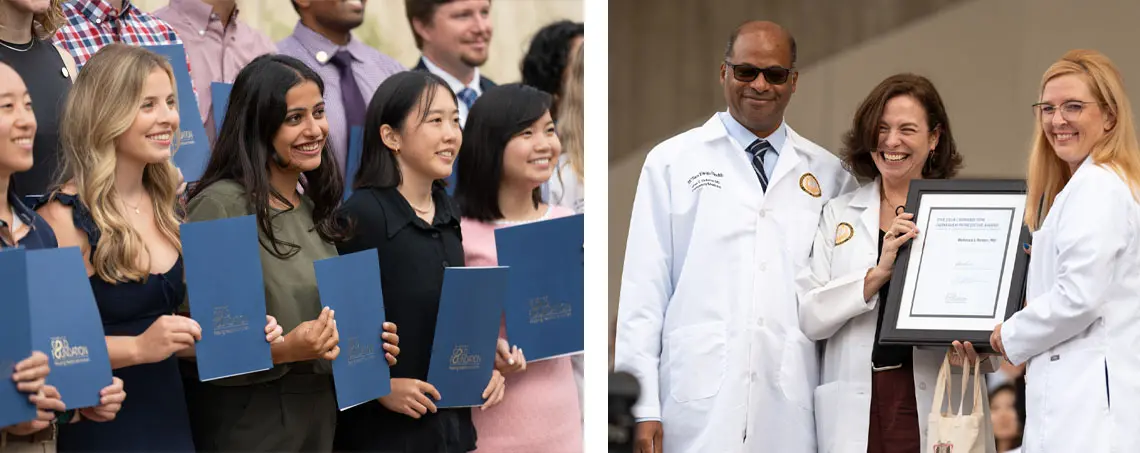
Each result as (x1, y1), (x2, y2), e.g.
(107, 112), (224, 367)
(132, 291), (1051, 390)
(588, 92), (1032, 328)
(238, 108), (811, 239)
(1001, 158), (1140, 452)
(796, 180), (998, 453)
(613, 115), (857, 453)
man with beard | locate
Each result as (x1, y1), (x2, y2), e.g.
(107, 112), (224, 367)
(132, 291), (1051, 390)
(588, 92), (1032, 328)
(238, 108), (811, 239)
(405, 0), (494, 126)
(279, 0), (405, 177)
(155, 0), (278, 146)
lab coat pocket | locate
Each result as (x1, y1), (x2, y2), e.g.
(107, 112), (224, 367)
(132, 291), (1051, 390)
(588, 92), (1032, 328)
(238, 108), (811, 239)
(666, 322), (726, 403)
(813, 382), (840, 452)
(779, 333), (817, 411)
(1052, 349), (1110, 418)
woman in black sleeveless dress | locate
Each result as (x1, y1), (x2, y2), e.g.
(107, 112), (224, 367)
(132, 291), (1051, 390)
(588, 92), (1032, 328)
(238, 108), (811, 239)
(36, 44), (281, 452)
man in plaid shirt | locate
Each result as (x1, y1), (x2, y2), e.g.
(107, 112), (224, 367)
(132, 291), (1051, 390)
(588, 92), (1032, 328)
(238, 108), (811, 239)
(53, 0), (186, 70)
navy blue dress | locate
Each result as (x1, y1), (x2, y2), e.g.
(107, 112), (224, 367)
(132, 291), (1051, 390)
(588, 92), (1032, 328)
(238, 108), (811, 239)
(0, 189), (56, 249)
(46, 194), (195, 452)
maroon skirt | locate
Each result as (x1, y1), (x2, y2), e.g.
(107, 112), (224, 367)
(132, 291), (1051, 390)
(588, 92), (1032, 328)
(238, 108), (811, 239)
(867, 364), (921, 453)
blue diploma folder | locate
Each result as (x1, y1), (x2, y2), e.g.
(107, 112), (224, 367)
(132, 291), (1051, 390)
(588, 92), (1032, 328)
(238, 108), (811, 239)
(26, 247), (113, 410)
(210, 82), (233, 133)
(426, 267), (507, 408)
(343, 126), (364, 200)
(181, 215), (273, 381)
(314, 249), (391, 410)
(0, 248), (37, 428)
(142, 44), (210, 182)
(494, 214), (584, 361)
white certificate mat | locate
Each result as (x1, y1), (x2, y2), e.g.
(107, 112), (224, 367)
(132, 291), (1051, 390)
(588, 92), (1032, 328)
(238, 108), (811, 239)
(895, 193), (1026, 332)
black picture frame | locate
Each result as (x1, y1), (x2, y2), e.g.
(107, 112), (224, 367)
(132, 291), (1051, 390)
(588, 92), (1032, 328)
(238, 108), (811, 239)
(878, 179), (1031, 349)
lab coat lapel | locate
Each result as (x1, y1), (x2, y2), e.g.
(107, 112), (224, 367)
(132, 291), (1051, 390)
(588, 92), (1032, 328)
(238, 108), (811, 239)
(766, 134), (802, 190)
(851, 180), (881, 248)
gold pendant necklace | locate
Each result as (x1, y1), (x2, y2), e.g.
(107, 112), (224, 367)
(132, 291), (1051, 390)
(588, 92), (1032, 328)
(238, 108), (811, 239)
(122, 198), (142, 215)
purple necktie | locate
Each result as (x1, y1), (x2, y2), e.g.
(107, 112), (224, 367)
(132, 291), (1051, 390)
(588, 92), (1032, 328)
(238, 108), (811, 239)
(330, 51), (367, 173)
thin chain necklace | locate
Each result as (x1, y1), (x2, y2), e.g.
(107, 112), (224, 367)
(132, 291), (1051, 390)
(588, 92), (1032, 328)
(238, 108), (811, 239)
(122, 196), (143, 215)
(409, 198), (433, 214)
(0, 38), (34, 53)
(880, 181), (906, 216)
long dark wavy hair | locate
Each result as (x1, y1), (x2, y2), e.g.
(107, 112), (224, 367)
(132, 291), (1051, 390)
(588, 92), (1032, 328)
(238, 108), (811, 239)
(188, 54), (347, 259)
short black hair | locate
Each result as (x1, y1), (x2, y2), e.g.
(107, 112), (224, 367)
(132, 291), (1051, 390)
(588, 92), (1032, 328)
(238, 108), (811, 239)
(188, 54), (347, 259)
(352, 71), (456, 190)
(520, 20), (584, 96)
(454, 84), (552, 222)
(724, 22), (797, 66)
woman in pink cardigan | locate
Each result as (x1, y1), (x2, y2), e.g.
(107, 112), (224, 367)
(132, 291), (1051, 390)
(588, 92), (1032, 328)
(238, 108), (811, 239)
(452, 84), (582, 453)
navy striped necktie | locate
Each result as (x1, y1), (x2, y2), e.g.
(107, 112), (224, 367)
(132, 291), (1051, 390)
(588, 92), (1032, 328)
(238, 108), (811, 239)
(746, 139), (774, 191)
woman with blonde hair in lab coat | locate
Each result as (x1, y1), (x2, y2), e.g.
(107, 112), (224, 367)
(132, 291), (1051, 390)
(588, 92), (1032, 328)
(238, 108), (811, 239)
(797, 73), (998, 453)
(990, 49), (1140, 453)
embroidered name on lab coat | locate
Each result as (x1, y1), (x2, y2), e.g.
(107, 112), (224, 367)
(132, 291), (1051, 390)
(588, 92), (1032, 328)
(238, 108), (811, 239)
(686, 171), (724, 192)
(836, 222), (854, 245)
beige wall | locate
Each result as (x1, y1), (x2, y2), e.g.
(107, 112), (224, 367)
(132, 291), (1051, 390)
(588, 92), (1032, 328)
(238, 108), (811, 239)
(607, 0), (967, 163)
(608, 0), (1140, 357)
(132, 0), (583, 84)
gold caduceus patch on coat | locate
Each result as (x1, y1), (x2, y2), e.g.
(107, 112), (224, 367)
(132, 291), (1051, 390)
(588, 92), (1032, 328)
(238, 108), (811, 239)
(799, 173), (822, 197)
(835, 222), (854, 246)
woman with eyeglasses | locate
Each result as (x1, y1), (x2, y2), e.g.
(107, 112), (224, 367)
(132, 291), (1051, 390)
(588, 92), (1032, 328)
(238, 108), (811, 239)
(795, 73), (998, 453)
(989, 49), (1140, 453)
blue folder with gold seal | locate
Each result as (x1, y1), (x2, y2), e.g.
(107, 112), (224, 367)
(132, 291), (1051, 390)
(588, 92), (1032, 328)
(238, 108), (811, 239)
(314, 249), (391, 410)
(181, 215), (273, 381)
(425, 267), (507, 408)
(26, 247), (113, 410)
(494, 214), (584, 361)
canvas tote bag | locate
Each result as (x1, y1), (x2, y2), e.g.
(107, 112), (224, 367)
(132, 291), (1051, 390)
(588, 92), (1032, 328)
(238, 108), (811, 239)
(925, 353), (986, 453)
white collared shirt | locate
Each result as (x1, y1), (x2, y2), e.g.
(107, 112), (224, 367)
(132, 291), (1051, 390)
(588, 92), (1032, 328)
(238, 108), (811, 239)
(421, 56), (483, 126)
(717, 110), (786, 181)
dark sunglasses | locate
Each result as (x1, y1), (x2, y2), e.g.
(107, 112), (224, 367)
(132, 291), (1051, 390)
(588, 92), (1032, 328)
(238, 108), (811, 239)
(724, 61), (794, 85)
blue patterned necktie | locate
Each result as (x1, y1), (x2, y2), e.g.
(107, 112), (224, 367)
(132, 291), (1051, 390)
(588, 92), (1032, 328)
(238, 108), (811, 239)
(457, 88), (478, 111)
(746, 139), (774, 191)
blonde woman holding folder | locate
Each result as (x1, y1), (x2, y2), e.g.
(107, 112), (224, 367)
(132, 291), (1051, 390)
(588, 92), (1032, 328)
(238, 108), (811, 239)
(34, 44), (206, 452)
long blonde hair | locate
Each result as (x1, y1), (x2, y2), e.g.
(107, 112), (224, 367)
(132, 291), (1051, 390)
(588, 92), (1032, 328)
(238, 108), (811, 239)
(1025, 49), (1140, 230)
(0, 0), (66, 39)
(59, 44), (182, 283)
(556, 43), (584, 182)
(32, 0), (65, 39)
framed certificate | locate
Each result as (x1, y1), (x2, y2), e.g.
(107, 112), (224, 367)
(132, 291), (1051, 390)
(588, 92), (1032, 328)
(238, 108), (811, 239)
(879, 179), (1030, 347)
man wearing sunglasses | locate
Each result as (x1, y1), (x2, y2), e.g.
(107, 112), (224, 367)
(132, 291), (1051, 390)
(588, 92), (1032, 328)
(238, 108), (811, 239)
(614, 20), (856, 453)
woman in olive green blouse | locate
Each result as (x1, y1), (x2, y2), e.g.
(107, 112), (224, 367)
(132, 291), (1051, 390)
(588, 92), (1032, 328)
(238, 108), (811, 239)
(181, 54), (400, 452)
